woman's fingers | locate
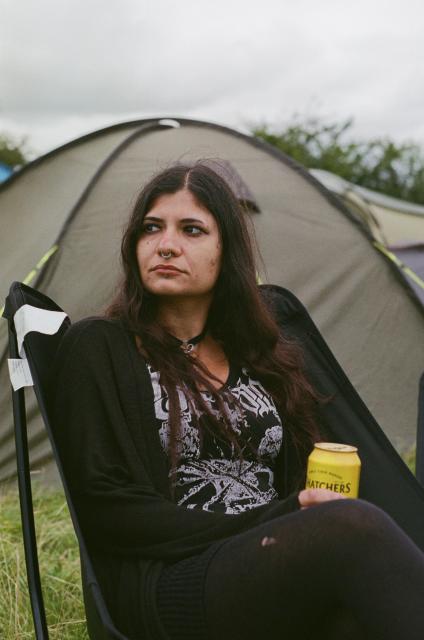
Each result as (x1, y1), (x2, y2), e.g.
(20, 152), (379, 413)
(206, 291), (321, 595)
(298, 488), (348, 509)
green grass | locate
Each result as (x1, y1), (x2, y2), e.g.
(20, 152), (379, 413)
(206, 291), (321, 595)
(0, 484), (88, 640)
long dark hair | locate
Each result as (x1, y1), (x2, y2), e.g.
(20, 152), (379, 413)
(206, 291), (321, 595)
(107, 161), (322, 485)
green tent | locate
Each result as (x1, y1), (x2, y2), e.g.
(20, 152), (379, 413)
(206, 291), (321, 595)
(311, 168), (424, 306)
(1, 118), (423, 483)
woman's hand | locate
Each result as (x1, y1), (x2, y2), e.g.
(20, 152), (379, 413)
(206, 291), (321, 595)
(298, 488), (348, 509)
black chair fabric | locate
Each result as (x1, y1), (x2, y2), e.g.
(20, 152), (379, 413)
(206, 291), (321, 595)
(266, 284), (424, 550)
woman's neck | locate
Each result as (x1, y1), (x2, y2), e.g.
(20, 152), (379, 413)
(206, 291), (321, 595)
(156, 295), (211, 341)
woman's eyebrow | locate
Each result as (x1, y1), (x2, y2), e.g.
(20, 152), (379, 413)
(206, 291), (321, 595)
(180, 217), (207, 225)
(144, 216), (208, 225)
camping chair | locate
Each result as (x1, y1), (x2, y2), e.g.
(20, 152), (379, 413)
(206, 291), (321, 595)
(4, 282), (129, 640)
(4, 281), (424, 639)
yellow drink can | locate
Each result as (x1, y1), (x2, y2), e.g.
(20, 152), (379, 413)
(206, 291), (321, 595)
(306, 442), (361, 499)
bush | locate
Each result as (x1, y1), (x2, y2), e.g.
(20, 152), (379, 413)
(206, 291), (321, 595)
(0, 134), (29, 169)
(252, 117), (424, 205)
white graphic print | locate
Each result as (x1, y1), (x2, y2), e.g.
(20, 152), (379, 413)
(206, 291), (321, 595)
(231, 368), (278, 417)
(159, 419), (201, 458)
(175, 459), (278, 514)
(147, 364), (283, 513)
(258, 425), (283, 459)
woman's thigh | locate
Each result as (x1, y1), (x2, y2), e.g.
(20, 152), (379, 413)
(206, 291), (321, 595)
(203, 502), (361, 639)
(203, 499), (423, 640)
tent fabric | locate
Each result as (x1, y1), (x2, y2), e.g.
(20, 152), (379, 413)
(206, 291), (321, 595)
(201, 158), (260, 211)
(1, 118), (424, 482)
(311, 168), (424, 303)
(311, 168), (424, 246)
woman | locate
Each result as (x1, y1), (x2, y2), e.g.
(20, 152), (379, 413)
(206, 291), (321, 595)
(53, 162), (424, 640)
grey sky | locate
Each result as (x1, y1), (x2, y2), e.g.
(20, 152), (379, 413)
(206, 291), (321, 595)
(2, 0), (424, 157)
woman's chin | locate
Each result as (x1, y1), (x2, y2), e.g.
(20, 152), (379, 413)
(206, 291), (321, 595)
(147, 283), (187, 296)
(145, 284), (214, 303)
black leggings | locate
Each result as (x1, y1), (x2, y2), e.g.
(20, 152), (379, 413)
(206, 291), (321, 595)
(158, 500), (424, 640)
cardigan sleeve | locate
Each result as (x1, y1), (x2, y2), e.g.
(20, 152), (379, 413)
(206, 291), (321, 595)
(52, 318), (300, 561)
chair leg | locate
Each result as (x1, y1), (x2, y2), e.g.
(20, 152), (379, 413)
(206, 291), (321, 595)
(9, 324), (49, 640)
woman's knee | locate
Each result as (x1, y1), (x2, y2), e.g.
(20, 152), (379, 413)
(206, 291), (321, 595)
(319, 498), (396, 543)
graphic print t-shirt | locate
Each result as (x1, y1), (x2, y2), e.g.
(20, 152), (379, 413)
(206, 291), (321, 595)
(147, 363), (283, 514)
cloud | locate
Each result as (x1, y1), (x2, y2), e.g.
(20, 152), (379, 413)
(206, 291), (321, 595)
(1, 0), (424, 154)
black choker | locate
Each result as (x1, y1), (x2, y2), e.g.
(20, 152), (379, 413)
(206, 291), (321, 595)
(169, 327), (208, 354)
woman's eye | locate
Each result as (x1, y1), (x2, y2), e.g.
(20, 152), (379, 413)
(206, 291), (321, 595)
(142, 223), (160, 233)
(184, 225), (203, 236)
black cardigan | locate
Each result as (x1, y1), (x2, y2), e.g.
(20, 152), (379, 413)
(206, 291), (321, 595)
(52, 290), (302, 638)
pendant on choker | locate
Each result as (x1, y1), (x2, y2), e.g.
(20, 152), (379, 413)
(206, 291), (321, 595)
(169, 327), (208, 354)
(180, 340), (195, 354)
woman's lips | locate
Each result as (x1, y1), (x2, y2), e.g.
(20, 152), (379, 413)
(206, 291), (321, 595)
(152, 264), (183, 273)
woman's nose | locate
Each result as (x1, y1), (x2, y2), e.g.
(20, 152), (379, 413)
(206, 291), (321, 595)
(157, 229), (181, 255)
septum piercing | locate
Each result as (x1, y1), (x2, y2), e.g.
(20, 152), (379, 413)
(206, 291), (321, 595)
(159, 250), (173, 260)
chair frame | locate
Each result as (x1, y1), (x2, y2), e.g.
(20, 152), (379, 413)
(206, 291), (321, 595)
(8, 319), (49, 638)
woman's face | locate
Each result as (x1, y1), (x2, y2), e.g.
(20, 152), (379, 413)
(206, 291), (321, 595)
(136, 189), (222, 302)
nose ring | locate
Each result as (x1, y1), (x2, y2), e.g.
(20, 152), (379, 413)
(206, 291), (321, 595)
(159, 250), (173, 260)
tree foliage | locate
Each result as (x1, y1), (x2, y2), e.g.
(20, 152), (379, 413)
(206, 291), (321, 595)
(252, 117), (424, 205)
(0, 133), (29, 168)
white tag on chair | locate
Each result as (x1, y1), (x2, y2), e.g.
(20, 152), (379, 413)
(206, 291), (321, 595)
(7, 305), (68, 391)
(8, 355), (34, 391)
(14, 305), (68, 355)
